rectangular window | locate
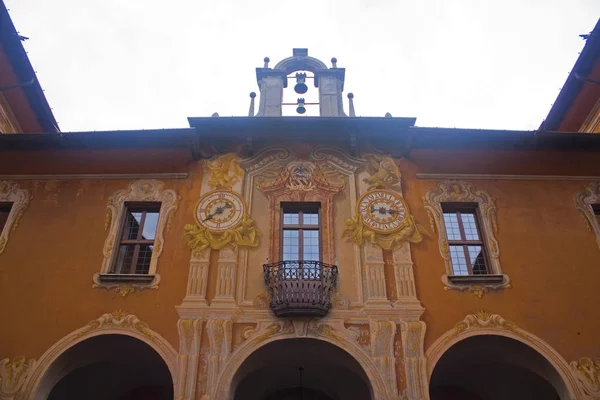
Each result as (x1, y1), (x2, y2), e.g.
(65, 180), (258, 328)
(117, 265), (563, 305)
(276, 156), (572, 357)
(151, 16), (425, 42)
(281, 202), (321, 262)
(442, 203), (488, 276)
(110, 202), (160, 275)
(0, 202), (13, 233)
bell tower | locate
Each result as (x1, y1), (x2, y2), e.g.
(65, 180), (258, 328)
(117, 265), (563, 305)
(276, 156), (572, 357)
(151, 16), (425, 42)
(254, 48), (348, 116)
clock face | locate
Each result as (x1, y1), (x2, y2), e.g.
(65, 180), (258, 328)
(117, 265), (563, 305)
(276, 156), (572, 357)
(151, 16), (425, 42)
(196, 190), (245, 232)
(358, 190), (408, 233)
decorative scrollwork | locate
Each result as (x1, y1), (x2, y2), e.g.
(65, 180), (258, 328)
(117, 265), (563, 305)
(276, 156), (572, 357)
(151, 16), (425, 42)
(0, 181), (31, 256)
(184, 213), (260, 252)
(0, 356), (36, 398)
(424, 181), (510, 294)
(571, 357), (600, 398)
(206, 154), (243, 190)
(574, 182), (600, 250)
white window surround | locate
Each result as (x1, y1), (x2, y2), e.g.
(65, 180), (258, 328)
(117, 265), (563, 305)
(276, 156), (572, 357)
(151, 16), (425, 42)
(574, 182), (600, 250)
(93, 180), (179, 295)
(0, 181), (31, 255)
(423, 181), (510, 297)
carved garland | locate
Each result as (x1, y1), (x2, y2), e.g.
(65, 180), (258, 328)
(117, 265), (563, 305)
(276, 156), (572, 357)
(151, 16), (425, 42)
(94, 180), (180, 295)
(574, 182), (600, 250)
(423, 181), (510, 297)
(0, 181), (31, 256)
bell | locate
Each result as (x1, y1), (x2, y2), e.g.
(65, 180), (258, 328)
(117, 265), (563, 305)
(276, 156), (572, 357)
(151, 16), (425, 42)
(294, 72), (308, 94)
(296, 98), (306, 114)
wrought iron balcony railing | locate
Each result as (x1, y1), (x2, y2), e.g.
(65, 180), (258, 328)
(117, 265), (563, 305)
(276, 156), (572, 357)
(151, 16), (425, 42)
(263, 260), (338, 317)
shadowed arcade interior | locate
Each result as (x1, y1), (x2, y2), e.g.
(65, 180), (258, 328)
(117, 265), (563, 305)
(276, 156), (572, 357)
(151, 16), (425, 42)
(233, 338), (372, 400)
(430, 335), (565, 400)
(43, 335), (173, 400)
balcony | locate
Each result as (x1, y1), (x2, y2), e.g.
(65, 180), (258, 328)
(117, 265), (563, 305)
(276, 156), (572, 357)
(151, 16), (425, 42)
(263, 260), (338, 317)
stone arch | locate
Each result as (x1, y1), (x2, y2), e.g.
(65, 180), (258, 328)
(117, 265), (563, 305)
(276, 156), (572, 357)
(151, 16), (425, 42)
(425, 311), (583, 399)
(273, 56), (328, 75)
(212, 322), (395, 400)
(21, 311), (177, 400)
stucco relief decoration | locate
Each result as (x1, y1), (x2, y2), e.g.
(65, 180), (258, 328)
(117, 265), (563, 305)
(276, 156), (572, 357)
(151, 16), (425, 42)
(362, 154), (401, 190)
(206, 154), (243, 190)
(443, 310), (527, 345)
(184, 154), (260, 252)
(571, 357), (600, 399)
(574, 182), (600, 249)
(256, 159), (345, 198)
(423, 181), (510, 296)
(0, 356), (36, 399)
(0, 181), (31, 256)
(184, 213), (259, 252)
(343, 155), (426, 251)
(94, 180), (180, 295)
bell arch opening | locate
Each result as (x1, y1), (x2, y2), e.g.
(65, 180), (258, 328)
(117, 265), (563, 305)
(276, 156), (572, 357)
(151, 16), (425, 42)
(37, 334), (173, 400)
(429, 335), (568, 400)
(232, 338), (373, 400)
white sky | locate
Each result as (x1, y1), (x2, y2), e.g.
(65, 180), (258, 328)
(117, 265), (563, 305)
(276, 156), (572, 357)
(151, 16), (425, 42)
(6, 0), (600, 132)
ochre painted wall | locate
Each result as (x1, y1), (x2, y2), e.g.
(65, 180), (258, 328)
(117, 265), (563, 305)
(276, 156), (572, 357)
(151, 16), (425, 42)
(0, 144), (599, 370)
(400, 150), (600, 363)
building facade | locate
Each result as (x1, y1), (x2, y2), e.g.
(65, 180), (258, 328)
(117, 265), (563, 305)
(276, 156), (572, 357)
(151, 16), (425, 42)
(1, 16), (600, 400)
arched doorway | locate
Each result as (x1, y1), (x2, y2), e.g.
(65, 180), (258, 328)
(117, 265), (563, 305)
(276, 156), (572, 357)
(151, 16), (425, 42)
(40, 334), (173, 400)
(232, 338), (372, 400)
(430, 335), (567, 400)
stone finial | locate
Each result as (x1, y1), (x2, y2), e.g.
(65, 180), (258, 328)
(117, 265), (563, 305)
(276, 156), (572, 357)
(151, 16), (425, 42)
(348, 93), (356, 117)
(331, 57), (338, 68)
(248, 92), (256, 117)
(385, 112), (392, 118)
(263, 57), (270, 68)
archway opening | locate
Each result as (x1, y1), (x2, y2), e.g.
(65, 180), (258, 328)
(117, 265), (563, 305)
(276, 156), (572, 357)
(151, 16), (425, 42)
(40, 334), (173, 400)
(430, 335), (567, 400)
(232, 338), (372, 400)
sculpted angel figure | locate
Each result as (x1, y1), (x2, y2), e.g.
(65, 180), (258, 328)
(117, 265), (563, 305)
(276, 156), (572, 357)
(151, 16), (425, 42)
(206, 154), (243, 189)
(363, 154), (401, 190)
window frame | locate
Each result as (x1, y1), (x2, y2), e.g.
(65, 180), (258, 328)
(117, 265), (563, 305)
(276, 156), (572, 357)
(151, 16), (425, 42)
(442, 202), (490, 276)
(0, 181), (31, 256)
(574, 182), (600, 250)
(280, 202), (322, 262)
(110, 202), (161, 275)
(0, 202), (13, 234)
(423, 181), (510, 297)
(94, 180), (179, 295)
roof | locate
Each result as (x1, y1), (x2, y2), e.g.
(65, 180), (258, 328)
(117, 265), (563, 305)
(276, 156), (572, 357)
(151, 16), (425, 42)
(1, 118), (600, 160)
(0, 0), (59, 132)
(540, 18), (600, 132)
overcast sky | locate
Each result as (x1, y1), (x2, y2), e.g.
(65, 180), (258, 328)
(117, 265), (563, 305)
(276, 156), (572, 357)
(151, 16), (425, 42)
(6, 0), (600, 132)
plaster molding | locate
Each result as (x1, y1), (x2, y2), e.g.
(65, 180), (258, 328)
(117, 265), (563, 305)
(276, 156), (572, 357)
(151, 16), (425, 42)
(0, 181), (31, 256)
(0, 173), (188, 181)
(19, 310), (177, 400)
(574, 182), (600, 249)
(417, 173), (600, 181)
(399, 320), (429, 400)
(0, 356), (36, 400)
(96, 180), (179, 294)
(426, 310), (583, 399)
(210, 318), (398, 400)
(570, 357), (600, 399)
(175, 319), (203, 400)
(423, 181), (510, 296)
